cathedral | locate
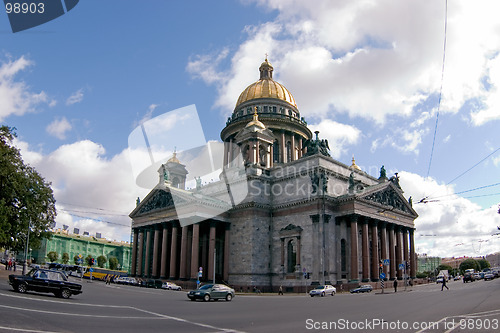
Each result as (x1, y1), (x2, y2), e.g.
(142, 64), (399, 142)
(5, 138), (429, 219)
(129, 58), (418, 292)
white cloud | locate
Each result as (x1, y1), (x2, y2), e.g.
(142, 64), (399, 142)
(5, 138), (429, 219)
(66, 88), (84, 105)
(46, 117), (72, 140)
(17, 139), (149, 242)
(399, 171), (500, 257)
(309, 119), (361, 159)
(0, 56), (49, 121)
(189, 0), (500, 133)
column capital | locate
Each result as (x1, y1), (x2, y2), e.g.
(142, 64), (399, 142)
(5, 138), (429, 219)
(349, 215), (358, 223)
(310, 214), (320, 223)
(323, 214), (332, 223)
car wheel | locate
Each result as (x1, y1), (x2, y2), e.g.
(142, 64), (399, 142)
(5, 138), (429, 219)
(226, 294), (232, 301)
(331, 291), (335, 296)
(60, 289), (72, 299)
(203, 294), (210, 302)
(17, 283), (27, 294)
(321, 292), (325, 297)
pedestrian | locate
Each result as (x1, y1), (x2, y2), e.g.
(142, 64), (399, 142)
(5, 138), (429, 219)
(441, 276), (449, 291)
(13, 261), (16, 271)
(106, 275), (111, 285)
(278, 285), (283, 295)
(393, 279), (398, 293)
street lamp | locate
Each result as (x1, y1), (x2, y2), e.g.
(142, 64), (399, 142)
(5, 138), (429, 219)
(22, 218), (31, 275)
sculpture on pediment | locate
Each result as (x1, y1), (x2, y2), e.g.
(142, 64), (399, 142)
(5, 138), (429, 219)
(380, 165), (387, 179)
(138, 190), (177, 214)
(304, 131), (330, 157)
(310, 170), (328, 194)
(348, 172), (355, 191)
(389, 172), (401, 189)
(363, 188), (409, 213)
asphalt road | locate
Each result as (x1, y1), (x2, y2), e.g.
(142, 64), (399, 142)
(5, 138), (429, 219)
(0, 276), (498, 333)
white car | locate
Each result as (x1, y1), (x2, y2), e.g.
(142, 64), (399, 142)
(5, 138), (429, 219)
(162, 282), (182, 291)
(309, 285), (336, 297)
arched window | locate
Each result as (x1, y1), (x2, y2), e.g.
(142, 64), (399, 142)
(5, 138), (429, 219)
(273, 140), (280, 163)
(341, 239), (347, 271)
(287, 239), (296, 273)
(171, 177), (179, 188)
(286, 141), (292, 163)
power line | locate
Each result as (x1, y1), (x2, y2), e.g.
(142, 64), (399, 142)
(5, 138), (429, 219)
(417, 182), (500, 203)
(426, 0), (448, 178)
(58, 211), (131, 228)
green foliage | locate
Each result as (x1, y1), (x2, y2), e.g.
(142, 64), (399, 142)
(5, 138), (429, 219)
(47, 251), (58, 262)
(62, 252), (69, 264)
(86, 254), (94, 266)
(416, 272), (428, 278)
(0, 126), (56, 251)
(97, 255), (107, 268)
(108, 257), (119, 270)
(459, 258), (480, 273)
(74, 254), (79, 265)
(436, 264), (453, 272)
(477, 259), (490, 270)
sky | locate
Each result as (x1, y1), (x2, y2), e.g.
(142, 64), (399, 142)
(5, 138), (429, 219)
(1, 0), (499, 258)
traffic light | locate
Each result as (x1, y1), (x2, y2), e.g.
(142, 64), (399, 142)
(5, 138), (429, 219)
(379, 260), (383, 268)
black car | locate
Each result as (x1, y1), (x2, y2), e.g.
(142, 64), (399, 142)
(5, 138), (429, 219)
(350, 284), (373, 293)
(143, 279), (163, 289)
(188, 284), (235, 302)
(9, 268), (83, 299)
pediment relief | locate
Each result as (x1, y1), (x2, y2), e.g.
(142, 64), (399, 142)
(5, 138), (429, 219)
(362, 187), (412, 214)
(137, 189), (181, 215)
(279, 224), (303, 237)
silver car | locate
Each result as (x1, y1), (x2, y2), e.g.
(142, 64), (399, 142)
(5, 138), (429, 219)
(309, 285), (336, 297)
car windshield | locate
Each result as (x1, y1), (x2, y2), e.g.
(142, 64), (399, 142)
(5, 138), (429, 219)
(199, 284), (213, 290)
(315, 286), (326, 289)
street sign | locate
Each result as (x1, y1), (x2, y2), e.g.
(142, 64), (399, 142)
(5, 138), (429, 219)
(303, 268), (306, 273)
(398, 263), (405, 270)
(89, 268), (94, 272)
(383, 259), (390, 266)
(379, 273), (386, 280)
(198, 271), (202, 277)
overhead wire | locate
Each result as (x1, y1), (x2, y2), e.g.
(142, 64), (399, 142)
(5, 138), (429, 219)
(425, 0), (448, 179)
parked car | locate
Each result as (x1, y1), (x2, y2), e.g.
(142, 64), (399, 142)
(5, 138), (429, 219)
(483, 272), (495, 281)
(9, 268), (82, 299)
(162, 282), (182, 290)
(309, 285), (336, 297)
(143, 279), (163, 289)
(187, 284), (235, 302)
(350, 284), (373, 293)
(436, 276), (444, 284)
(454, 275), (461, 281)
(115, 277), (139, 286)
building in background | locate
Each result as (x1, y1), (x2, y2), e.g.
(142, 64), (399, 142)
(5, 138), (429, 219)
(417, 254), (441, 273)
(31, 229), (131, 272)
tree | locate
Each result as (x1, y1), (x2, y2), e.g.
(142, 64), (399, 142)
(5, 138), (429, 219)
(47, 251), (58, 263)
(108, 257), (119, 270)
(436, 264), (453, 273)
(97, 255), (107, 268)
(459, 258), (480, 273)
(86, 255), (94, 266)
(477, 258), (490, 271)
(73, 254), (79, 265)
(62, 252), (69, 264)
(0, 126), (56, 251)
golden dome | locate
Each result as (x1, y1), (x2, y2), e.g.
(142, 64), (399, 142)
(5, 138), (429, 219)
(167, 151), (180, 164)
(350, 156), (361, 171)
(235, 58), (297, 109)
(245, 109), (266, 130)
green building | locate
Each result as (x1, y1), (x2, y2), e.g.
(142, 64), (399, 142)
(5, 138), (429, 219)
(31, 230), (132, 272)
(417, 254), (441, 274)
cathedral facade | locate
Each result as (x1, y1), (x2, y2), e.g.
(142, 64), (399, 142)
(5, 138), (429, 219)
(129, 59), (418, 291)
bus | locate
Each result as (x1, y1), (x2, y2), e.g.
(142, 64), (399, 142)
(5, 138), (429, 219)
(82, 267), (128, 281)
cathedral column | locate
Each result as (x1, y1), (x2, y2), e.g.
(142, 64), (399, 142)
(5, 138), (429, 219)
(310, 214), (320, 283)
(281, 131), (285, 163)
(298, 137), (303, 158)
(388, 224), (396, 280)
(395, 227), (402, 279)
(228, 138), (234, 167)
(409, 229), (416, 279)
(152, 226), (161, 277)
(223, 141), (228, 167)
(403, 228), (409, 277)
(255, 140), (260, 165)
(323, 214), (331, 282)
(179, 225), (189, 280)
(144, 228), (152, 277)
(371, 221), (379, 282)
(296, 236), (301, 266)
(349, 216), (359, 282)
(380, 222), (388, 277)
(190, 224), (200, 280)
(207, 222), (216, 281)
(361, 220), (369, 282)
(160, 223), (169, 278)
(280, 239), (285, 267)
(291, 135), (296, 161)
(169, 224), (178, 279)
(269, 143), (274, 168)
(131, 229), (138, 276)
(137, 229), (144, 276)
(223, 225), (230, 281)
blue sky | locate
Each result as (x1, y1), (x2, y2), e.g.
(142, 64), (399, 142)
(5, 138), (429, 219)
(1, 0), (499, 257)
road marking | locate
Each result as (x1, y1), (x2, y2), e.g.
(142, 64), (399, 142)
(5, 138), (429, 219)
(0, 325), (61, 333)
(415, 309), (500, 333)
(0, 291), (247, 333)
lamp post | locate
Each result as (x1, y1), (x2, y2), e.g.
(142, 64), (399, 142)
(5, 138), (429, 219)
(22, 218), (31, 275)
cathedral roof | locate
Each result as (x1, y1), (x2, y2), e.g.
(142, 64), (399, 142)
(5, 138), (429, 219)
(245, 110), (266, 130)
(234, 58), (297, 110)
